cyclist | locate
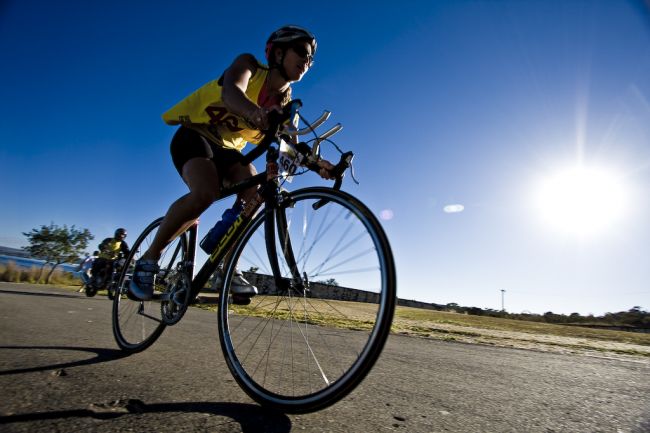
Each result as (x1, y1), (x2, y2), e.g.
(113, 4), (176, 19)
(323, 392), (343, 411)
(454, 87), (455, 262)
(128, 25), (336, 301)
(77, 250), (98, 292)
(91, 228), (130, 289)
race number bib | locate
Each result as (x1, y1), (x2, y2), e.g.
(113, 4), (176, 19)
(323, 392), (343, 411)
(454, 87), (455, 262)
(278, 139), (305, 183)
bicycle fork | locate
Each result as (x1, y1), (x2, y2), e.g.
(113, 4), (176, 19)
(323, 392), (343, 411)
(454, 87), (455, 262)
(264, 190), (310, 296)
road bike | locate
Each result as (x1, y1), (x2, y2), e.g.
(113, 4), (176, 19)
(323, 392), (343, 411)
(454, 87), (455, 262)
(111, 100), (396, 413)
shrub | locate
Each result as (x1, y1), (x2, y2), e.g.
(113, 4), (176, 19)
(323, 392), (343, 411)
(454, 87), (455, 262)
(25, 266), (39, 284)
(0, 261), (80, 286)
(0, 261), (22, 282)
(50, 269), (80, 286)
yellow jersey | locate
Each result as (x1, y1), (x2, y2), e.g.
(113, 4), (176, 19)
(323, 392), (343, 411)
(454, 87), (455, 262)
(162, 59), (286, 151)
(98, 238), (128, 260)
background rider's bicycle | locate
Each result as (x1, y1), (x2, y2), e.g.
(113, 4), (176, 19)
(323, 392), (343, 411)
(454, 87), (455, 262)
(111, 101), (396, 413)
(85, 256), (125, 299)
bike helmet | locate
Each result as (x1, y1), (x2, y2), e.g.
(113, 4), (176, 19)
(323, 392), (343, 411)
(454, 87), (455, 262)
(115, 228), (127, 238)
(265, 25), (317, 78)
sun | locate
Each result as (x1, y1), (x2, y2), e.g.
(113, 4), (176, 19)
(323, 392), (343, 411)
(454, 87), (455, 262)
(534, 165), (627, 236)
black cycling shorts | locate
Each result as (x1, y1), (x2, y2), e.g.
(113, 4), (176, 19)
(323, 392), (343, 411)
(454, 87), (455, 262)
(170, 126), (246, 177)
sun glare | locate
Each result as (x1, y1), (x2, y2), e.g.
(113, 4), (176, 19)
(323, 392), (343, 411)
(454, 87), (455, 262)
(534, 165), (627, 236)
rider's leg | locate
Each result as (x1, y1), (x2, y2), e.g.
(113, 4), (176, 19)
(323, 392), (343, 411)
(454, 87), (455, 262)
(90, 259), (102, 278)
(141, 157), (221, 261)
(128, 157), (221, 300)
(79, 271), (90, 291)
(80, 272), (90, 285)
(226, 159), (258, 205)
(129, 127), (257, 300)
(101, 261), (112, 287)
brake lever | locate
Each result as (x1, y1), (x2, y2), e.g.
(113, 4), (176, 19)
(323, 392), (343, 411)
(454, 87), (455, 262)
(333, 151), (354, 178)
(312, 151), (354, 210)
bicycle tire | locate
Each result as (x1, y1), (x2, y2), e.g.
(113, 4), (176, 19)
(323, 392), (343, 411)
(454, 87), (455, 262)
(84, 284), (97, 297)
(112, 217), (188, 352)
(218, 187), (396, 413)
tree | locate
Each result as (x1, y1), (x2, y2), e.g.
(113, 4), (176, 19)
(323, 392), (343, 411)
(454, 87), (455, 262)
(569, 312), (582, 322)
(467, 307), (484, 316)
(23, 223), (93, 283)
(320, 278), (338, 286)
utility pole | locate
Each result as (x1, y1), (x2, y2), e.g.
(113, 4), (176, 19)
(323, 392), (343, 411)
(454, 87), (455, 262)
(501, 289), (506, 312)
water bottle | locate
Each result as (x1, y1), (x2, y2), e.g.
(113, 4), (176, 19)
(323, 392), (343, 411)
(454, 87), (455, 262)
(200, 201), (243, 254)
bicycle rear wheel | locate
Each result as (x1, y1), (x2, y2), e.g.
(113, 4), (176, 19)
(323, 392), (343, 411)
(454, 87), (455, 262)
(218, 187), (396, 413)
(112, 218), (188, 352)
(84, 284), (97, 297)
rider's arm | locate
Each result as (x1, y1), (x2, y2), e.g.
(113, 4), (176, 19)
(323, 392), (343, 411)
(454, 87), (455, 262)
(120, 241), (130, 257)
(221, 54), (269, 129)
(98, 238), (110, 252)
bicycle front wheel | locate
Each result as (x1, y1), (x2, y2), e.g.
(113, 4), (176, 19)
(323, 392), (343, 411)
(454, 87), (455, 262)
(218, 187), (396, 413)
(112, 218), (188, 352)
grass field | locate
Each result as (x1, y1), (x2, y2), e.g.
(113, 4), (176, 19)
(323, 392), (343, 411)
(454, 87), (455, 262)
(194, 295), (650, 360)
(392, 306), (650, 358)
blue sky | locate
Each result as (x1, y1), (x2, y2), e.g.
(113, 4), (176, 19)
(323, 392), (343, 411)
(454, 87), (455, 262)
(1, 1), (649, 315)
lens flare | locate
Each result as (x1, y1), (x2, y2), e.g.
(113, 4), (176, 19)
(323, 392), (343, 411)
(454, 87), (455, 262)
(379, 209), (394, 221)
(443, 204), (465, 213)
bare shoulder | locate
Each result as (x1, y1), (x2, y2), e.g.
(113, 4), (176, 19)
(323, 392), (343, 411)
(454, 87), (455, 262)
(229, 53), (259, 74)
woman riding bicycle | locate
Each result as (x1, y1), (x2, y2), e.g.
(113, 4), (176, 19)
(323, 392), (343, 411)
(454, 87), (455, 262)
(129, 25), (335, 301)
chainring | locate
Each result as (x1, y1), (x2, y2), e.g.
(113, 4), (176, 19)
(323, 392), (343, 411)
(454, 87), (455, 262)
(160, 271), (192, 325)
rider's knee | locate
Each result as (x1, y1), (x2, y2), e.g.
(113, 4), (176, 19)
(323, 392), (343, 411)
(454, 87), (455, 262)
(229, 161), (256, 180)
(244, 163), (257, 177)
(191, 188), (219, 209)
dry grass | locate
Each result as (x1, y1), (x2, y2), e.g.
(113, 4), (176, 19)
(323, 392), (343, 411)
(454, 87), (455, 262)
(393, 306), (650, 359)
(0, 261), (80, 286)
(395, 307), (650, 346)
(196, 295), (650, 360)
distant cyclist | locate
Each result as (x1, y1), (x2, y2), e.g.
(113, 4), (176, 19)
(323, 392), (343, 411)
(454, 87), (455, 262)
(129, 25), (336, 301)
(77, 250), (98, 292)
(91, 228), (130, 289)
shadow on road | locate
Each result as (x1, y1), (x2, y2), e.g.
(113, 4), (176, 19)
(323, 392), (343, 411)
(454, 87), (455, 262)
(0, 400), (292, 432)
(0, 345), (129, 376)
(0, 288), (81, 300)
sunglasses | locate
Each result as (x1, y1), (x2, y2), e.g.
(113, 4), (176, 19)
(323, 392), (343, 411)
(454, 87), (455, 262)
(291, 45), (314, 65)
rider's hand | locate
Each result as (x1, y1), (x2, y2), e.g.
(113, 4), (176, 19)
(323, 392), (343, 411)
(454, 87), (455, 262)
(246, 105), (282, 131)
(316, 159), (336, 180)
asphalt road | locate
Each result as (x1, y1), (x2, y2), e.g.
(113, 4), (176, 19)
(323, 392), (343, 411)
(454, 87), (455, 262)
(1, 282), (649, 433)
